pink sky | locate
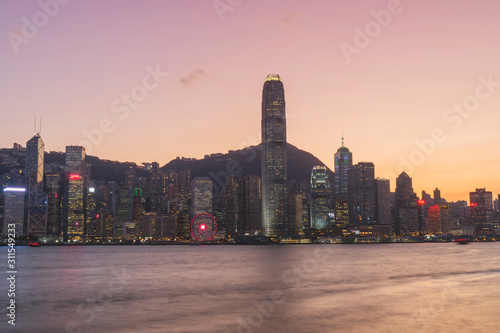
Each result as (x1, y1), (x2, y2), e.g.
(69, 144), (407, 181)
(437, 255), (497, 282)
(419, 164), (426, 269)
(1, 0), (500, 201)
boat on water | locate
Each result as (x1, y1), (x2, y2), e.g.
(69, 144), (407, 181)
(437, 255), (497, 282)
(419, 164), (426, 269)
(455, 238), (469, 245)
(29, 242), (41, 247)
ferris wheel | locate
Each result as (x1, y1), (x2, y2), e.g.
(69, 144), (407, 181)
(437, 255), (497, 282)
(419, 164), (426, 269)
(190, 213), (217, 241)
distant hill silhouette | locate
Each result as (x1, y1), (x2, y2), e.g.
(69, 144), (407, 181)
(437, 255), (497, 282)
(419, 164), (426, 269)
(161, 143), (333, 190)
(4, 143), (332, 187)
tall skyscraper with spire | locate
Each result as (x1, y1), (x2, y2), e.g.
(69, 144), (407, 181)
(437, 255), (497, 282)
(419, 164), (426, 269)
(26, 128), (48, 236)
(333, 137), (352, 233)
(334, 136), (352, 195)
(261, 74), (288, 237)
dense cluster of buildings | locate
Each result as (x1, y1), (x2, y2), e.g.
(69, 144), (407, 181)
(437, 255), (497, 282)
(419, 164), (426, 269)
(1, 75), (499, 242)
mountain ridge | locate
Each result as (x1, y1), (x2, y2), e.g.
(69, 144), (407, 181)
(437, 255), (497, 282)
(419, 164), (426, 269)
(1, 143), (333, 186)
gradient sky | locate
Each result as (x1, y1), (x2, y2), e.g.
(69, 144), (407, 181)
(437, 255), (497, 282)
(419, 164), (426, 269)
(1, 0), (500, 202)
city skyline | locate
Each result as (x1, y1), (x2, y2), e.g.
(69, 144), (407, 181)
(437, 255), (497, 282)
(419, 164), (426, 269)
(2, 0), (500, 201)
(2, 128), (500, 206)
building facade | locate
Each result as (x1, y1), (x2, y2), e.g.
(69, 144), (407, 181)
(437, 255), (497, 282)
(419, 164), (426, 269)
(333, 141), (352, 233)
(394, 172), (418, 235)
(348, 162), (376, 234)
(191, 177), (213, 216)
(261, 74), (288, 237)
(310, 166), (331, 230)
(2, 187), (26, 236)
(26, 134), (48, 236)
(63, 146), (86, 241)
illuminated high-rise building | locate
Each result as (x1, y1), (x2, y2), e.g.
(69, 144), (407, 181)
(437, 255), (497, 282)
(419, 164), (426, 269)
(426, 205), (441, 234)
(63, 146), (86, 241)
(85, 182), (98, 237)
(112, 185), (133, 238)
(2, 188), (26, 236)
(440, 205), (450, 233)
(191, 177), (213, 216)
(26, 133), (48, 236)
(261, 74), (287, 237)
(178, 167), (192, 204)
(224, 176), (244, 236)
(133, 188), (144, 223)
(310, 166), (331, 230)
(44, 173), (62, 236)
(224, 175), (261, 236)
(333, 138), (352, 233)
(470, 188), (493, 226)
(288, 192), (303, 234)
(374, 178), (392, 237)
(348, 162), (376, 234)
(334, 137), (352, 195)
(394, 172), (418, 235)
(244, 175), (261, 235)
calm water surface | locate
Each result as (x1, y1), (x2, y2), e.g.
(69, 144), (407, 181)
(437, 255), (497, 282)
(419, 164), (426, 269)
(1, 243), (500, 332)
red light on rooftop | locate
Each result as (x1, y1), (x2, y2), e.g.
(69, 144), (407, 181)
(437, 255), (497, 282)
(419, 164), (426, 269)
(69, 174), (81, 180)
(470, 202), (478, 207)
(417, 199), (425, 205)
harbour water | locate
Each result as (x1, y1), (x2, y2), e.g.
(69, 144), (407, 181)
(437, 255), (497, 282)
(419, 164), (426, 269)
(1, 243), (500, 332)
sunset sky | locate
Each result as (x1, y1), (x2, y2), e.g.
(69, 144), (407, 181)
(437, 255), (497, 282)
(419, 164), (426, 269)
(1, 0), (499, 201)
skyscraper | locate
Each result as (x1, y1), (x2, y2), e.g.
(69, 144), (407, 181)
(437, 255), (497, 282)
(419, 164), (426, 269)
(85, 182), (98, 237)
(191, 177), (213, 216)
(426, 205), (441, 234)
(244, 175), (262, 235)
(44, 173), (62, 236)
(261, 74), (287, 237)
(394, 172), (418, 235)
(375, 178), (392, 236)
(288, 192), (303, 234)
(26, 133), (48, 236)
(310, 166), (331, 230)
(2, 187), (25, 236)
(333, 138), (352, 233)
(223, 175), (261, 236)
(220, 175), (261, 236)
(334, 138), (352, 195)
(434, 188), (441, 206)
(224, 175), (244, 236)
(348, 162), (376, 232)
(470, 188), (493, 227)
(63, 146), (86, 241)
(111, 184), (133, 238)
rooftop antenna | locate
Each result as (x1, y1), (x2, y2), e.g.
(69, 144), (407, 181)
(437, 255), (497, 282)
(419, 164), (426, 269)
(342, 132), (344, 147)
(34, 116), (42, 135)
